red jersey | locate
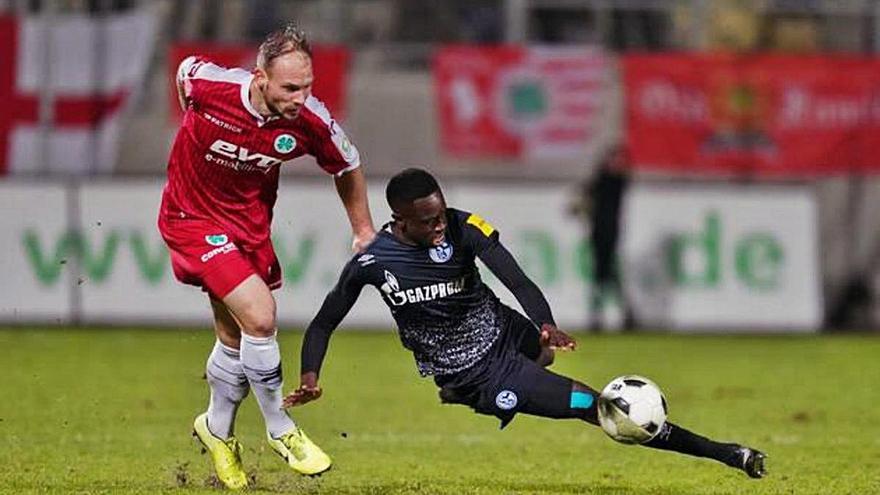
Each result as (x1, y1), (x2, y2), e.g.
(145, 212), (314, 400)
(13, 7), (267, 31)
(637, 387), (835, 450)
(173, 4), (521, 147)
(160, 56), (360, 248)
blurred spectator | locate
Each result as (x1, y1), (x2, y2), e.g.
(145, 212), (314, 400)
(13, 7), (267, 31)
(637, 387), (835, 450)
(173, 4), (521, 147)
(766, 13), (820, 52)
(572, 145), (632, 331)
(458, 1), (502, 43)
(531, 7), (595, 44)
(707, 1), (761, 51)
(387, 0), (501, 43)
(608, 8), (669, 50)
(247, 0), (281, 41)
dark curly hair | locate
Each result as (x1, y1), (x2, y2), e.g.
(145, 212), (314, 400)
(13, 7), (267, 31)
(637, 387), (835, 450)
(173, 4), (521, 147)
(386, 168), (441, 211)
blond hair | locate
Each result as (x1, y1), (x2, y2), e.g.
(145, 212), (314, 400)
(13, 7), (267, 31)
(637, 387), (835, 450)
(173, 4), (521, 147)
(256, 24), (312, 70)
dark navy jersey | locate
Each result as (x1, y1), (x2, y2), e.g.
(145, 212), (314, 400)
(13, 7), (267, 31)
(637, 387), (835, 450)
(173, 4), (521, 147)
(302, 207), (556, 377)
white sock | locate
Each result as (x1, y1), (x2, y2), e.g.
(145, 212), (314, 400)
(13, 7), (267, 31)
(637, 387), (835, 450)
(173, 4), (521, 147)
(239, 332), (296, 438)
(205, 340), (249, 439)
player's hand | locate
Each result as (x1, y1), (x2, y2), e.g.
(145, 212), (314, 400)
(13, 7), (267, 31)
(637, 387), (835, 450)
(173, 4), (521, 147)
(283, 372), (323, 408)
(283, 385), (321, 408)
(351, 229), (376, 253)
(540, 323), (577, 351)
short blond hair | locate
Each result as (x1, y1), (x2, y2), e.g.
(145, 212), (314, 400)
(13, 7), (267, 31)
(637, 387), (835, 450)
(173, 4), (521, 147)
(256, 24), (312, 70)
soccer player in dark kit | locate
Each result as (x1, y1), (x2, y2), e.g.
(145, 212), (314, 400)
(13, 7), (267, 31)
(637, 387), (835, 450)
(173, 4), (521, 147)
(284, 168), (767, 479)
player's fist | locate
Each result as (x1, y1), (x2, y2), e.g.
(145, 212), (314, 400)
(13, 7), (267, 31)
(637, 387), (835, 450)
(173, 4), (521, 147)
(540, 323), (577, 351)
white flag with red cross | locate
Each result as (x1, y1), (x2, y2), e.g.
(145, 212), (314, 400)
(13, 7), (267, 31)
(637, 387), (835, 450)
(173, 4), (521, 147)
(0, 10), (157, 175)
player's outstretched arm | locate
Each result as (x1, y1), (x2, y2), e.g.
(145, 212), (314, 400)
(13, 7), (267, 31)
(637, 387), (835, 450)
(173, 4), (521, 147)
(286, 260), (366, 408)
(334, 167), (376, 252)
(478, 242), (563, 337)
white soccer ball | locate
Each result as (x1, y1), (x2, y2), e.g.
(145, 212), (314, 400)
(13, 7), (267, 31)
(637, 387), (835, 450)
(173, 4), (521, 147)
(598, 375), (668, 444)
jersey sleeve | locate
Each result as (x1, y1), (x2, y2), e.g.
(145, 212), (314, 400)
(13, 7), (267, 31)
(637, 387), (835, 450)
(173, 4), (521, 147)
(176, 56), (208, 109)
(176, 56), (229, 110)
(300, 257), (367, 376)
(303, 96), (362, 176)
(457, 209), (556, 328)
(457, 209), (501, 256)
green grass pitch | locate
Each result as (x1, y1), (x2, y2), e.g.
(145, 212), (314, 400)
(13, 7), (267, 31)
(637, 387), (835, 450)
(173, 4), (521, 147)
(1, 328), (878, 494)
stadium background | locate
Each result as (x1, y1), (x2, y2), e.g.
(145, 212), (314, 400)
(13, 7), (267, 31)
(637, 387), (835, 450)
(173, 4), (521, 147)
(5, 0), (880, 332)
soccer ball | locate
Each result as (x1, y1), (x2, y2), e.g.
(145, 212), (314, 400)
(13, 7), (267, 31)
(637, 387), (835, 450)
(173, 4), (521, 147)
(597, 375), (668, 444)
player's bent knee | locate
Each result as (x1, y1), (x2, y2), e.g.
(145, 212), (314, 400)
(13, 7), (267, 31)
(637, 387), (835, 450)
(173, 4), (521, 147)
(240, 311), (277, 337)
(222, 274), (277, 337)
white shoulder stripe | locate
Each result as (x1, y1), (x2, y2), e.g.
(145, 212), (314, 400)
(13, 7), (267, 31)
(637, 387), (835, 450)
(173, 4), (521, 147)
(184, 58), (252, 85)
(305, 95), (362, 172)
(305, 95), (334, 128)
(193, 64), (252, 85)
(177, 56), (198, 82)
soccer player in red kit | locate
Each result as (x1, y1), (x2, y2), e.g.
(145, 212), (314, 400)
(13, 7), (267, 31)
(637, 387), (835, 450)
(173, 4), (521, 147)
(158, 25), (374, 489)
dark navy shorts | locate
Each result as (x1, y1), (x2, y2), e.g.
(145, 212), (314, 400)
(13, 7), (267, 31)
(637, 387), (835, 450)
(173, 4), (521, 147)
(435, 306), (573, 428)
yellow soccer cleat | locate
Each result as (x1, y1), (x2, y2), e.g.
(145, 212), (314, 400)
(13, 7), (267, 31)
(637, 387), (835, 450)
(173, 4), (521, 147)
(267, 426), (332, 476)
(192, 413), (249, 491)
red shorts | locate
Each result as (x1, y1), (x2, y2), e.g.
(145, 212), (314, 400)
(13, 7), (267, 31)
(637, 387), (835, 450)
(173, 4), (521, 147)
(158, 216), (281, 299)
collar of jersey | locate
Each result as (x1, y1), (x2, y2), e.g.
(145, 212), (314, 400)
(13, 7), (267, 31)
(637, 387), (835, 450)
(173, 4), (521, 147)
(380, 227), (410, 247)
(380, 227), (435, 250)
(240, 73), (279, 127)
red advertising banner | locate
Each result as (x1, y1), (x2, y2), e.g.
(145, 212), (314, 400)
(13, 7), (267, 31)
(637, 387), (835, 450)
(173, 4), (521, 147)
(624, 54), (880, 177)
(168, 43), (349, 122)
(434, 46), (606, 160)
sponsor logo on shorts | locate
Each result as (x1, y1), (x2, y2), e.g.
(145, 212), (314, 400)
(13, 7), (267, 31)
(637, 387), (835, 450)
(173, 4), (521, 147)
(200, 242), (237, 263)
(495, 390), (518, 410)
(428, 242), (453, 263)
(205, 234), (229, 246)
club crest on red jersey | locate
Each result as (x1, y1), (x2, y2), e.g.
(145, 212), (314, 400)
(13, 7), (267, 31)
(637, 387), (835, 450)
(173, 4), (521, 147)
(274, 134), (296, 154)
